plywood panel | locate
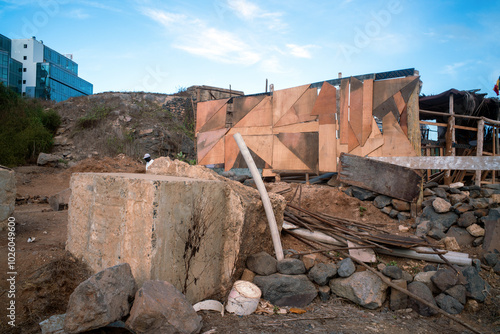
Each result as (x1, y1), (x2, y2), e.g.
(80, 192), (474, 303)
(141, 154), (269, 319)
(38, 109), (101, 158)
(245, 135), (273, 166)
(361, 79), (374, 146)
(231, 95), (267, 126)
(319, 123), (337, 172)
(274, 87), (317, 127)
(197, 128), (229, 162)
(381, 112), (417, 157)
(272, 136), (311, 171)
(393, 91), (406, 114)
(339, 79), (349, 144)
(272, 84), (310, 126)
(349, 77), (363, 144)
(199, 136), (225, 165)
(199, 104), (227, 133)
(233, 96), (272, 128)
(228, 126), (272, 136)
(350, 118), (384, 157)
(224, 134), (239, 171)
(373, 76), (416, 110)
(319, 113), (336, 125)
(400, 106), (408, 136)
(400, 77), (420, 103)
(196, 98), (229, 132)
(275, 132), (319, 172)
(373, 96), (399, 120)
(311, 82), (336, 115)
(273, 121), (319, 134)
(347, 124), (360, 152)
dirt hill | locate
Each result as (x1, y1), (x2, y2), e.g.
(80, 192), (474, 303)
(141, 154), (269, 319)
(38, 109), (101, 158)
(50, 91), (196, 164)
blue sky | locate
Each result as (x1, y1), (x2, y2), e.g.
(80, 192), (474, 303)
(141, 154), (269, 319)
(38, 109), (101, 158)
(1, 0), (499, 97)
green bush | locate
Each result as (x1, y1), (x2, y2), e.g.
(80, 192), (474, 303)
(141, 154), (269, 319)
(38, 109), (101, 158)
(0, 83), (60, 166)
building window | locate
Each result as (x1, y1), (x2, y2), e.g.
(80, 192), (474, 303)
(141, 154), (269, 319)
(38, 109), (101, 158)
(23, 44), (27, 48)
(22, 92), (26, 96)
(23, 68), (26, 72)
(23, 56), (27, 60)
(18, 80), (21, 84)
(23, 80), (26, 84)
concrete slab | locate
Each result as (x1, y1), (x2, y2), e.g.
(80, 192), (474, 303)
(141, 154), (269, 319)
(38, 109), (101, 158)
(67, 171), (286, 303)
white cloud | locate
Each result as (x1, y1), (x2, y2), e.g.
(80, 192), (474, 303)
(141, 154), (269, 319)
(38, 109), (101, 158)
(66, 9), (90, 19)
(141, 8), (186, 26)
(440, 61), (468, 76)
(226, 0), (286, 30)
(286, 44), (317, 59)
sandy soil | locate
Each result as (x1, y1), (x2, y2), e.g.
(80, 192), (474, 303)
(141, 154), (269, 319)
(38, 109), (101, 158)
(0, 158), (498, 334)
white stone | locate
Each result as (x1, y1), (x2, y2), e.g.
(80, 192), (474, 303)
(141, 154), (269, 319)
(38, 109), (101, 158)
(432, 197), (452, 213)
(466, 224), (485, 237)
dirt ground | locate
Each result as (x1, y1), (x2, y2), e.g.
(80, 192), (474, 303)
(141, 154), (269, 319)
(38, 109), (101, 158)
(0, 157), (498, 334)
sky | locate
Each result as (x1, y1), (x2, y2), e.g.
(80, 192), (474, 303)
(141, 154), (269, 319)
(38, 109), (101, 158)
(0, 0), (499, 97)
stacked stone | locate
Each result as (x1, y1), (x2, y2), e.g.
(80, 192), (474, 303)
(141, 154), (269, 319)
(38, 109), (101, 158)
(243, 251), (491, 317)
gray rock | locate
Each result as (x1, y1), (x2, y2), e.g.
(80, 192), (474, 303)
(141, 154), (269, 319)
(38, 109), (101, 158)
(126, 280), (202, 334)
(433, 187), (448, 199)
(470, 198), (490, 210)
(472, 237), (484, 247)
(37, 152), (61, 165)
(329, 271), (388, 310)
(460, 266), (491, 302)
(64, 263), (137, 333)
(402, 270), (413, 283)
(457, 211), (477, 228)
(493, 262), (500, 274)
(40, 314), (66, 334)
(253, 274), (317, 307)
(483, 252), (499, 267)
(48, 188), (71, 211)
(435, 293), (464, 314)
(449, 193), (468, 206)
(445, 285), (467, 305)
(446, 226), (475, 246)
(343, 187), (353, 197)
(422, 197), (436, 207)
(318, 285), (331, 302)
(407, 281), (438, 317)
(484, 184), (500, 190)
(424, 182), (439, 189)
(337, 258), (356, 277)
(423, 188), (435, 197)
(480, 188), (495, 197)
(381, 206), (392, 215)
(427, 224), (446, 240)
(397, 212), (411, 222)
(307, 263), (337, 286)
(454, 202), (473, 214)
(448, 188), (463, 195)
(389, 209), (399, 219)
(277, 258), (306, 275)
(473, 259), (482, 272)
(392, 199), (410, 212)
(246, 251), (277, 276)
(420, 206), (458, 231)
(382, 265), (402, 280)
(431, 268), (458, 292)
(416, 220), (432, 237)
(351, 186), (376, 201)
(433, 197), (451, 213)
(469, 190), (481, 198)
(373, 195), (392, 209)
(423, 264), (437, 272)
(414, 271), (439, 294)
(390, 280), (408, 311)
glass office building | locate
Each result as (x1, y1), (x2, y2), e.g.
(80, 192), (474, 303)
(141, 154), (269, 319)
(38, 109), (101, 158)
(0, 34), (23, 94)
(8, 35), (93, 102)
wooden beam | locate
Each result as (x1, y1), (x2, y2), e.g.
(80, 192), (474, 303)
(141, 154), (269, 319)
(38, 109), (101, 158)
(309, 68), (415, 89)
(444, 94), (455, 185)
(420, 109), (500, 126)
(339, 153), (422, 202)
(419, 121), (477, 132)
(407, 78), (421, 155)
(369, 156), (500, 170)
(476, 119), (485, 186)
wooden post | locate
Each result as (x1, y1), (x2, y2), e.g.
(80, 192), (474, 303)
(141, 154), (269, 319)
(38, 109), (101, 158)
(305, 173), (310, 185)
(493, 127), (496, 184)
(444, 94), (455, 185)
(475, 119), (484, 186)
(406, 75), (422, 215)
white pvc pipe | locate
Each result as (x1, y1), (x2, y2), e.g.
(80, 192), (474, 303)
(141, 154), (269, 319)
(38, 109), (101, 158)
(233, 133), (284, 261)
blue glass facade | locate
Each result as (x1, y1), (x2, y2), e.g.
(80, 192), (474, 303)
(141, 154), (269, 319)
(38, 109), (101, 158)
(0, 34), (22, 94)
(43, 46), (78, 75)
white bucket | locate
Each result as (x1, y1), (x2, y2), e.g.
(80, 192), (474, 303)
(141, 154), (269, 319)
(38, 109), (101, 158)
(225, 280), (262, 315)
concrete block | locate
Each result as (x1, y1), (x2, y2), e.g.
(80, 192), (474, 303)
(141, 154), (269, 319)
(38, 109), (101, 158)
(67, 171), (286, 304)
(0, 167), (16, 231)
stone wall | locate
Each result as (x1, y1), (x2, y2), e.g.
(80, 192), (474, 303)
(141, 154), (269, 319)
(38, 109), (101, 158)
(67, 170), (286, 303)
(0, 167), (16, 230)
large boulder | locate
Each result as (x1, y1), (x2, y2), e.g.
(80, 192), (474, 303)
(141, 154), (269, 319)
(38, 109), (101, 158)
(407, 281), (438, 317)
(253, 274), (317, 307)
(63, 263), (137, 333)
(67, 157), (286, 303)
(0, 167), (16, 231)
(461, 266), (491, 302)
(37, 152), (61, 165)
(126, 280), (202, 334)
(329, 271), (388, 309)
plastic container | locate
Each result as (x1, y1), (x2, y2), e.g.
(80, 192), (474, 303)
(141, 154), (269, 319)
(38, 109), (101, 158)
(225, 280), (262, 315)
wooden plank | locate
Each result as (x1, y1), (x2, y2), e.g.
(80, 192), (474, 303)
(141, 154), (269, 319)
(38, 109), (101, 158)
(228, 126), (272, 136)
(197, 128), (229, 162)
(476, 120), (485, 185)
(272, 84), (310, 126)
(347, 123), (360, 152)
(399, 77), (420, 104)
(224, 133), (240, 171)
(233, 96), (272, 128)
(244, 135), (274, 166)
(349, 77), (364, 144)
(382, 112), (417, 157)
(275, 132), (319, 172)
(199, 104), (228, 133)
(400, 106), (408, 135)
(350, 118), (384, 157)
(361, 78), (373, 145)
(339, 153), (422, 202)
(231, 95), (266, 126)
(311, 82), (336, 115)
(318, 113), (336, 125)
(373, 76), (416, 110)
(274, 87), (317, 127)
(372, 96), (399, 120)
(272, 135), (312, 171)
(339, 79), (349, 144)
(196, 98), (229, 132)
(368, 156), (500, 170)
(272, 121), (319, 134)
(319, 122), (337, 172)
(393, 91), (406, 114)
(419, 121), (478, 132)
